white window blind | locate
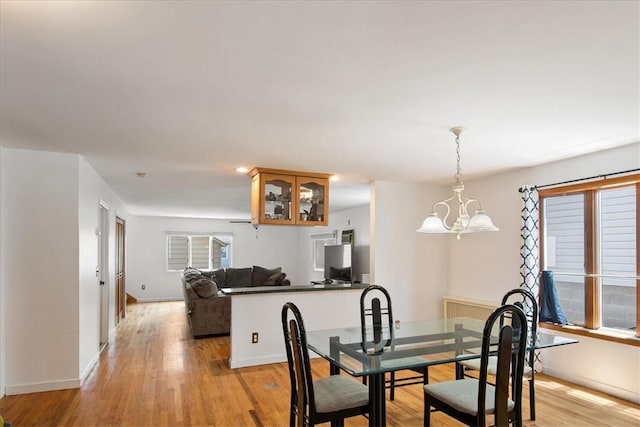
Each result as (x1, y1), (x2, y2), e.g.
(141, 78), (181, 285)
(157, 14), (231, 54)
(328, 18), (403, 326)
(191, 236), (210, 269)
(168, 235), (189, 271)
(166, 232), (233, 271)
(311, 231), (337, 271)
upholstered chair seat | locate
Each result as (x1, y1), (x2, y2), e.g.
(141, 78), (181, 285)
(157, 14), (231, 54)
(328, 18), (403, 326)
(313, 375), (369, 413)
(423, 379), (515, 416)
(461, 357), (533, 378)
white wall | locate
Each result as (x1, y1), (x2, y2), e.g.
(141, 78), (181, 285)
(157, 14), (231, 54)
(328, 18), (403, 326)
(447, 142), (640, 402)
(126, 216), (301, 301)
(0, 147), (130, 395)
(372, 181), (450, 322)
(2, 148), (80, 393)
(539, 326), (640, 402)
(229, 287), (364, 368)
(0, 147), (6, 398)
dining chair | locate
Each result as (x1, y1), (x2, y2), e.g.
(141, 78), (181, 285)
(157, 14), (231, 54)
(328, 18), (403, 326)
(281, 302), (370, 427)
(424, 304), (528, 427)
(459, 288), (538, 419)
(360, 285), (428, 401)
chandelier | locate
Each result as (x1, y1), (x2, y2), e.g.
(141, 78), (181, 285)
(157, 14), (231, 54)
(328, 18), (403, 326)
(416, 126), (499, 239)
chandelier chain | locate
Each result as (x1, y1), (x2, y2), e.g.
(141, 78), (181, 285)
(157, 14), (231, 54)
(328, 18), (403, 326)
(455, 135), (462, 183)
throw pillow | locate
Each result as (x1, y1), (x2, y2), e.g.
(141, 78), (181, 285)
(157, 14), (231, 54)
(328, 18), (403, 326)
(191, 278), (218, 298)
(252, 265), (282, 287)
(200, 270), (215, 279)
(263, 272), (287, 286)
(183, 267), (202, 282)
(225, 267), (252, 288)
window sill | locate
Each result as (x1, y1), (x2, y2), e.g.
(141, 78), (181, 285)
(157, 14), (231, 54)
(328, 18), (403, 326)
(540, 322), (640, 347)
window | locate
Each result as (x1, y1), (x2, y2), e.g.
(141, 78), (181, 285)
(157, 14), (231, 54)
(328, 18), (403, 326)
(540, 174), (639, 336)
(311, 232), (337, 271)
(167, 233), (232, 271)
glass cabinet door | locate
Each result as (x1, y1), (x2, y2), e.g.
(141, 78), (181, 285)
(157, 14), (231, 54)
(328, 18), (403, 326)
(297, 176), (329, 225)
(260, 173), (295, 224)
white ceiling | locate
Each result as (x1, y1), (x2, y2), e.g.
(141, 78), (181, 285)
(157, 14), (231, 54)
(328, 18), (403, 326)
(1, 1), (638, 219)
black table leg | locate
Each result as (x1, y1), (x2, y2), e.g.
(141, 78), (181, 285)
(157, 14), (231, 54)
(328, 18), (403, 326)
(329, 336), (340, 375)
(368, 373), (386, 427)
(454, 324), (464, 379)
(330, 362), (339, 376)
(455, 361), (464, 380)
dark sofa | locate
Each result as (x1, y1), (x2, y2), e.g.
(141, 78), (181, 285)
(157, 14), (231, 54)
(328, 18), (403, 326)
(182, 265), (290, 337)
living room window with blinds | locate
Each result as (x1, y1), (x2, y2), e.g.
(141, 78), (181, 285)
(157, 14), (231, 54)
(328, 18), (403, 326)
(310, 231), (337, 272)
(167, 232), (232, 271)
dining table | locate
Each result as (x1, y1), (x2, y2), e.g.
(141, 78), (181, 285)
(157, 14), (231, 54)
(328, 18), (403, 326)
(305, 317), (578, 427)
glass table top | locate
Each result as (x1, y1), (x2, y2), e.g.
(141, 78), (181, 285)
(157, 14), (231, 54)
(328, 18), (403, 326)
(305, 317), (578, 377)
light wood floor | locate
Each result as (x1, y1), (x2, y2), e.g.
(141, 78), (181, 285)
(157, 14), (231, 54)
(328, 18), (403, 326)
(1, 301), (638, 426)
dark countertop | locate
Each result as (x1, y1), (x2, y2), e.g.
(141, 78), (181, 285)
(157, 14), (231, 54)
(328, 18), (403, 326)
(220, 283), (369, 295)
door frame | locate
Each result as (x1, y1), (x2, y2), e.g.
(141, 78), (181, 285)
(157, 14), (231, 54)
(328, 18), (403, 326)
(98, 202), (110, 348)
(116, 216), (126, 323)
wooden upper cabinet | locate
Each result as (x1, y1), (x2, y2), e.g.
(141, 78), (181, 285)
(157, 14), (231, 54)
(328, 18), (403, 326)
(250, 167), (330, 226)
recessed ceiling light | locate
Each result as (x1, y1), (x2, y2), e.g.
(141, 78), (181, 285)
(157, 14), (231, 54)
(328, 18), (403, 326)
(330, 175), (340, 182)
(136, 172), (147, 178)
(235, 167), (249, 174)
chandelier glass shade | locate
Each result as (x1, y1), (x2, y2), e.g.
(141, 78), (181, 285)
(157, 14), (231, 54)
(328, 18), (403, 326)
(417, 126), (499, 239)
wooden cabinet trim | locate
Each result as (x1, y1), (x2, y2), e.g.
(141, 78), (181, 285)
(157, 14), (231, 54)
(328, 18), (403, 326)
(249, 167), (332, 180)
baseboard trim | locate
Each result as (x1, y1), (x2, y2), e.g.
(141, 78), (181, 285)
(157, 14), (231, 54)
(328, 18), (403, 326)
(79, 349), (102, 386)
(543, 367), (640, 404)
(6, 378), (81, 395)
(230, 354), (286, 369)
(229, 351), (321, 369)
(134, 297), (183, 303)
(6, 349), (102, 396)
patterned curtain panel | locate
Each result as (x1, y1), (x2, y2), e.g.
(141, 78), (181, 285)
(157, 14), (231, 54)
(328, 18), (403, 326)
(520, 186), (540, 297)
(520, 185), (541, 370)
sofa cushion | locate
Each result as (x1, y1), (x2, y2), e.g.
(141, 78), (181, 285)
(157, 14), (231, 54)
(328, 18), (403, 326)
(225, 267), (252, 288)
(191, 278), (218, 298)
(252, 265), (282, 286)
(211, 268), (226, 287)
(263, 272), (287, 286)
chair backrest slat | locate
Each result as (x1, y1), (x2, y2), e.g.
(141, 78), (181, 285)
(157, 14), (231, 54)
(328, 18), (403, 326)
(360, 285), (394, 353)
(289, 320), (306, 427)
(494, 324), (513, 426)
